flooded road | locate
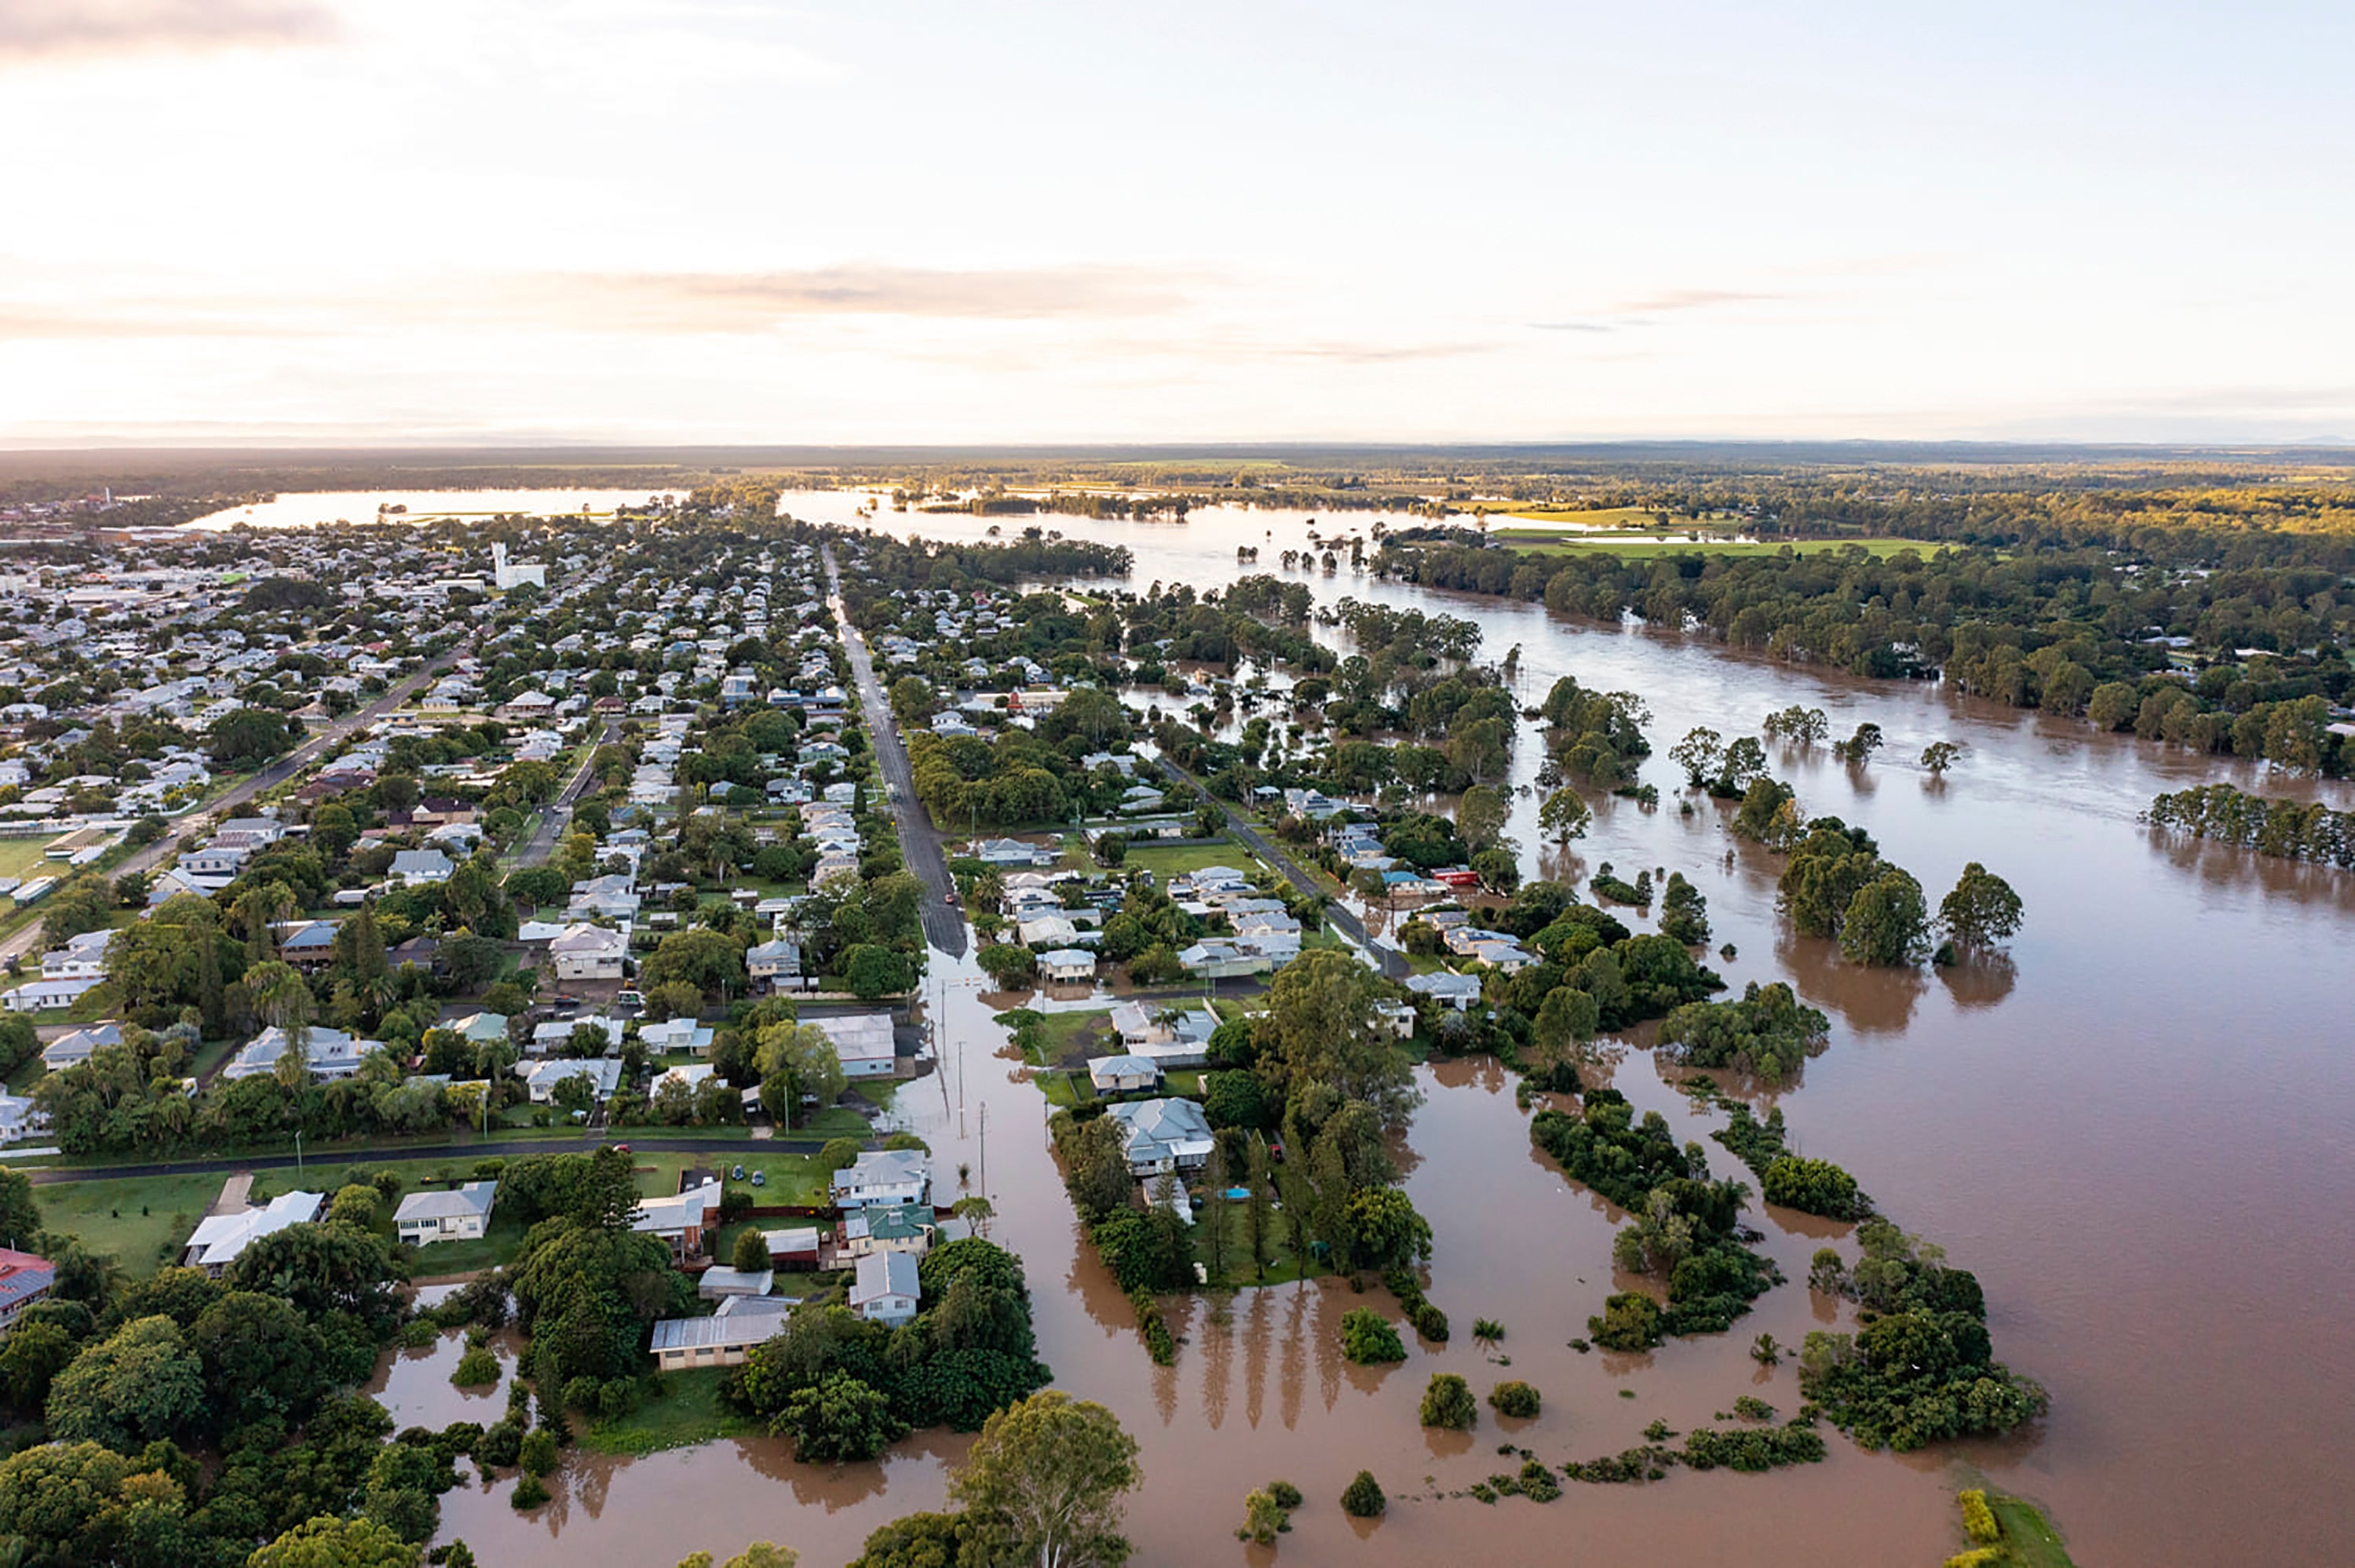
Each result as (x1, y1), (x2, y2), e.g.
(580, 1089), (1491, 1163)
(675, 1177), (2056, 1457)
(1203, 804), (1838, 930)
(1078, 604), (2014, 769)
(439, 497), (2355, 1566)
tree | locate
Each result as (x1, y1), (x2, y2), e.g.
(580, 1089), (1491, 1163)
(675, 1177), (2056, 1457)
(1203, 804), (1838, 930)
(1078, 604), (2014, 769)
(46, 1314), (204, 1449)
(1938, 862), (2024, 951)
(1920, 740), (1966, 775)
(1339, 1470), (1386, 1518)
(1668, 727), (1724, 789)
(1261, 950), (1418, 1128)
(1833, 722), (1885, 765)
(641, 927), (747, 1000)
(948, 1391), (1140, 1568)
(250, 1515), (422, 1568)
(206, 706), (298, 767)
(1243, 1137), (1275, 1282)
(1839, 867), (1930, 967)
(1537, 787), (1590, 844)
(842, 945), (914, 1000)
(733, 1228), (773, 1273)
(677, 1548), (798, 1568)
(0, 1168), (39, 1247)
(776, 1370), (905, 1463)
(1238, 1489), (1284, 1546)
(1339, 1187), (1430, 1274)
(1454, 786), (1508, 852)
(977, 943), (1039, 988)
(756, 1023), (845, 1118)
(1418, 1372), (1477, 1429)
(1338, 1307), (1404, 1365)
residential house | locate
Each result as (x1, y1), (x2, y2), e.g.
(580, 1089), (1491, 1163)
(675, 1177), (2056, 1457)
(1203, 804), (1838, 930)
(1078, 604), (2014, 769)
(696, 1267), (773, 1300)
(1175, 939), (1276, 980)
(1405, 971), (1484, 1011)
(808, 1012), (898, 1080)
(649, 1294), (794, 1371)
(849, 1250), (920, 1326)
(183, 1191), (323, 1275)
(38, 929), (114, 981)
(1104, 1098), (1217, 1177)
(1372, 1000), (1418, 1039)
(550, 924), (628, 982)
(3, 976), (101, 1012)
(517, 1056), (625, 1104)
(839, 1202), (937, 1260)
(632, 1177), (723, 1261)
(638, 1016), (715, 1055)
(1087, 1054), (1162, 1095)
(392, 1182), (498, 1246)
(389, 848), (455, 887)
(1036, 948), (1097, 983)
(746, 936), (803, 989)
(41, 1022), (121, 1072)
(0, 1249), (55, 1333)
(974, 837), (1057, 868)
(221, 1026), (382, 1081)
(0, 1094), (47, 1143)
(830, 1148), (930, 1209)
(1108, 1001), (1218, 1067)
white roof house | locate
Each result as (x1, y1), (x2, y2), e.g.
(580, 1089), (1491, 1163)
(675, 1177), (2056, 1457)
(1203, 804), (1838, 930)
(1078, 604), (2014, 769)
(1036, 948), (1097, 983)
(808, 1012), (897, 1079)
(1404, 971), (1484, 1010)
(389, 848), (455, 886)
(392, 1181), (498, 1246)
(650, 1293), (794, 1371)
(2, 977), (101, 1013)
(830, 1148), (930, 1209)
(41, 1022), (122, 1071)
(1087, 1054), (1162, 1095)
(1107, 1002), (1218, 1067)
(221, 1026), (383, 1081)
(183, 1191), (323, 1275)
(849, 1250), (920, 1326)
(550, 923), (628, 981)
(1105, 1098), (1217, 1176)
(516, 1056), (625, 1104)
(638, 1016), (715, 1054)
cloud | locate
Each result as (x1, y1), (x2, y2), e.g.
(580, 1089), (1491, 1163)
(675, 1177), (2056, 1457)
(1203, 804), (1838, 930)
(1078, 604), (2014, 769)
(0, 261), (1205, 337)
(1529, 286), (1787, 337)
(0, 0), (341, 60)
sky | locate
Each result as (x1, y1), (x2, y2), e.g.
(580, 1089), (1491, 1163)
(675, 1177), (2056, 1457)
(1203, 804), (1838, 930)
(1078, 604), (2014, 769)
(2, 0), (2351, 447)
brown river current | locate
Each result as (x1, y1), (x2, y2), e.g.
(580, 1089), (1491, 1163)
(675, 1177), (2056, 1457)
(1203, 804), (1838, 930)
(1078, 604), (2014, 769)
(420, 498), (2355, 1566)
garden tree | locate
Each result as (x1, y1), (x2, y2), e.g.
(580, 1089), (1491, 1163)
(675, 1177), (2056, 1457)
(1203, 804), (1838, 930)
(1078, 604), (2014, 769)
(820, 1138), (866, 1172)
(207, 706), (298, 765)
(1454, 785), (1509, 853)
(1259, 950), (1418, 1129)
(948, 1391), (1140, 1568)
(1833, 721), (1885, 764)
(0, 1015), (35, 1080)
(1657, 983), (1831, 1087)
(1531, 984), (1600, 1054)
(46, 1314), (205, 1449)
(250, 1514), (422, 1568)
(842, 944), (915, 999)
(1243, 1136), (1276, 1281)
(776, 1369), (907, 1463)
(227, 1219), (407, 1330)
(1920, 740), (1966, 775)
(0, 1166), (39, 1245)
(245, 959), (315, 1040)
(641, 926), (748, 1001)
(977, 942), (1038, 987)
(1839, 866), (1930, 967)
(504, 865), (570, 911)
(439, 932), (505, 992)
(733, 1228), (774, 1273)
(1537, 786), (1591, 844)
(1938, 862), (2025, 951)
(1657, 872), (1709, 946)
(755, 1023), (845, 1115)
(849, 1513), (1001, 1568)
(889, 675), (936, 724)
(0, 1318), (75, 1411)
(551, 1072), (598, 1118)
(1238, 1489), (1284, 1547)
(1339, 1187), (1431, 1274)
(38, 877), (113, 948)
(1198, 1143), (1229, 1282)
(0, 1439), (195, 1566)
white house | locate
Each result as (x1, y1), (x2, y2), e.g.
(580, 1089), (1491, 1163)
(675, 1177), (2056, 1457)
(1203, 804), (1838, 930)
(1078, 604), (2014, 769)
(1175, 940), (1276, 980)
(41, 1023), (121, 1072)
(830, 1148), (930, 1209)
(1108, 1001), (1218, 1068)
(638, 1016), (715, 1055)
(0, 1092), (49, 1142)
(1087, 1054), (1161, 1095)
(39, 929), (114, 981)
(516, 1056), (625, 1105)
(1104, 1098), (1217, 1177)
(389, 848), (455, 887)
(1404, 971), (1484, 1011)
(808, 1012), (897, 1080)
(392, 1181), (498, 1246)
(3, 977), (100, 1013)
(849, 1249), (920, 1326)
(550, 923), (628, 982)
(221, 1026), (382, 1081)
(183, 1191), (323, 1275)
(631, 1177), (722, 1260)
(1036, 948), (1097, 983)
(649, 1294), (793, 1371)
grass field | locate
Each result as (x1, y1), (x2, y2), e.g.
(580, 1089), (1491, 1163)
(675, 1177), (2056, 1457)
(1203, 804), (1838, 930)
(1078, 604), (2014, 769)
(1488, 531), (1941, 560)
(0, 841), (58, 881)
(31, 1171), (224, 1274)
(1122, 839), (1251, 879)
(1988, 1496), (2079, 1568)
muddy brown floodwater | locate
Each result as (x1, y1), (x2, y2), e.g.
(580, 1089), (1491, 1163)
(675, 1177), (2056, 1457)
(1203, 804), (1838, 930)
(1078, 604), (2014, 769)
(436, 501), (2355, 1566)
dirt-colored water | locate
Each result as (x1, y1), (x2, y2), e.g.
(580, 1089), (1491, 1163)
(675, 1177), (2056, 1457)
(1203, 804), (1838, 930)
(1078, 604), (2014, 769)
(435, 500), (2355, 1566)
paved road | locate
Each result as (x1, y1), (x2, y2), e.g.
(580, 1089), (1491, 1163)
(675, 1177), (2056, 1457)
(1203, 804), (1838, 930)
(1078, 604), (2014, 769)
(0, 652), (462, 965)
(22, 1129), (845, 1186)
(821, 545), (968, 958)
(1152, 755), (1409, 980)
(513, 719), (620, 867)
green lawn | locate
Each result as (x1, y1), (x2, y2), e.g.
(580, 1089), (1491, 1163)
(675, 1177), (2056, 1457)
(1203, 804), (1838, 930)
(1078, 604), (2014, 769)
(32, 1172), (228, 1274)
(1122, 840), (1251, 879)
(1197, 1173), (1329, 1289)
(1026, 1008), (1113, 1067)
(577, 1367), (753, 1456)
(0, 841), (58, 881)
(632, 1149), (831, 1206)
(1988, 1496), (2078, 1568)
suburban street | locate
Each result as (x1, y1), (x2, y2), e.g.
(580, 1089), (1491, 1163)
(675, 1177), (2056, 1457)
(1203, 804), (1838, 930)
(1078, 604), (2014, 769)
(512, 718), (621, 867)
(821, 544), (968, 957)
(0, 649), (462, 965)
(1153, 754), (1409, 979)
(20, 1130), (844, 1186)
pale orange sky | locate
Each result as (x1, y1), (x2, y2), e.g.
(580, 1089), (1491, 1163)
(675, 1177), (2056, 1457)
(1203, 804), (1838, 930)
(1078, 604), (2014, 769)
(4, 0), (2352, 445)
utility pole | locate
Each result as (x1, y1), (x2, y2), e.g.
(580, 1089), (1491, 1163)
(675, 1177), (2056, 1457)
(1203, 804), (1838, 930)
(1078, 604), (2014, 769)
(979, 1101), (988, 1208)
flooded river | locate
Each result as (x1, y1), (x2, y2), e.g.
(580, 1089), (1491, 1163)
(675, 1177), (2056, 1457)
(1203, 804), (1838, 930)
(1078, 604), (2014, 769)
(425, 494), (2352, 1566)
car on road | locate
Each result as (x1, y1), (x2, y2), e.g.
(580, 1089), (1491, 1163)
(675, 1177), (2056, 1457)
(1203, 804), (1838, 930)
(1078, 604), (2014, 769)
(944, 889), (958, 906)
